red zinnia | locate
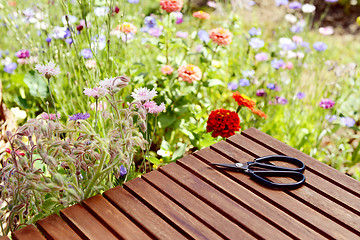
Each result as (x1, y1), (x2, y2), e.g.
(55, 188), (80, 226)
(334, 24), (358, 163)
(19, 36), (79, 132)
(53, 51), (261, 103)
(206, 109), (241, 138)
(232, 92), (256, 110)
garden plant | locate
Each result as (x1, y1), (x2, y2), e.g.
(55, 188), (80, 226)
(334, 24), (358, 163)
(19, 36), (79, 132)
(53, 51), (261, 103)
(0, 0), (359, 236)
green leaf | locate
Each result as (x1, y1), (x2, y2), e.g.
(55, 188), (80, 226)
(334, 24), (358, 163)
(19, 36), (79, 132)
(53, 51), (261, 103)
(158, 114), (177, 128)
(148, 156), (163, 165)
(23, 71), (49, 98)
(207, 79), (224, 87)
(171, 143), (187, 161)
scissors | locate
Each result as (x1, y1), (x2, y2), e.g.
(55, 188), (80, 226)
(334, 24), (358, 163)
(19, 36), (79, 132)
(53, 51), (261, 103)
(211, 155), (306, 190)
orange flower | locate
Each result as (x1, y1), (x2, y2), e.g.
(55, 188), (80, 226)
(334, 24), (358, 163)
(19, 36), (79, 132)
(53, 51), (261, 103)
(160, 0), (184, 13)
(232, 92), (256, 110)
(118, 22), (137, 34)
(193, 10), (210, 20)
(251, 109), (267, 119)
(208, 28), (232, 46)
(178, 64), (202, 83)
(161, 65), (174, 75)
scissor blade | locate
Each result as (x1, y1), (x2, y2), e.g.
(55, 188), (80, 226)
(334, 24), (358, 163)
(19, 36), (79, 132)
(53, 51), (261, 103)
(211, 163), (237, 168)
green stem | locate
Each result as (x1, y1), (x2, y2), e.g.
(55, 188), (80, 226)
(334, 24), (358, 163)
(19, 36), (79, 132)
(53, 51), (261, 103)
(47, 78), (59, 122)
(83, 151), (106, 199)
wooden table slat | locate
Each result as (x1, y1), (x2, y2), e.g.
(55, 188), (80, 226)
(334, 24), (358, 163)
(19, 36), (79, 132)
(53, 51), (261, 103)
(159, 162), (292, 239)
(60, 204), (118, 240)
(0, 235), (10, 240)
(124, 177), (223, 240)
(142, 169), (256, 240)
(229, 133), (360, 214)
(103, 185), (187, 240)
(12, 225), (46, 240)
(241, 128), (360, 195)
(195, 147), (360, 240)
(225, 134), (360, 234)
(82, 194), (151, 240)
(177, 154), (325, 239)
(36, 214), (82, 240)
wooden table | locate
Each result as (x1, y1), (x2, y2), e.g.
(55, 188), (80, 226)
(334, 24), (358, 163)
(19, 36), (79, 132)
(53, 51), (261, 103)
(4, 128), (360, 240)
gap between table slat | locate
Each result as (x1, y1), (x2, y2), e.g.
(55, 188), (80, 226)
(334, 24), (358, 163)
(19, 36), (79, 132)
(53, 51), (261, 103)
(241, 128), (360, 197)
(195, 146), (359, 240)
(142, 169), (255, 240)
(177, 154), (325, 240)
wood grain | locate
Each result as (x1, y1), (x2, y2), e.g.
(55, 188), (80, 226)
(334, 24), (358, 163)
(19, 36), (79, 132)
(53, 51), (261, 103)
(12, 225), (46, 240)
(36, 214), (82, 240)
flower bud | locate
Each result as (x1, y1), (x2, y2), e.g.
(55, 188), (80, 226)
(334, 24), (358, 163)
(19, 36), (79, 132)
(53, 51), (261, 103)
(53, 173), (64, 187)
(26, 173), (41, 181)
(138, 119), (147, 132)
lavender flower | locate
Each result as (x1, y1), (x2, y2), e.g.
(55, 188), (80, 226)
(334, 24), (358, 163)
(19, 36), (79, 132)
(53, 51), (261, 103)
(52, 26), (67, 39)
(249, 38), (264, 49)
(94, 7), (109, 16)
(275, 0), (288, 7)
(267, 83), (276, 90)
(313, 42), (327, 52)
(46, 37), (52, 43)
(128, 0), (139, 3)
(148, 27), (162, 37)
(319, 98), (335, 109)
(120, 165), (128, 176)
(144, 16), (157, 28)
(69, 112), (90, 121)
(239, 78), (250, 86)
(249, 27), (261, 36)
(173, 12), (183, 24)
(296, 92), (305, 99)
(65, 38), (73, 44)
(228, 82), (239, 90)
(3, 62), (17, 74)
(276, 96), (288, 105)
(255, 52), (268, 61)
(325, 114), (337, 123)
(198, 30), (210, 43)
(271, 59), (285, 69)
(81, 48), (93, 59)
(340, 117), (355, 127)
(289, 1), (302, 9)
(176, 31), (188, 39)
(325, 0), (338, 2)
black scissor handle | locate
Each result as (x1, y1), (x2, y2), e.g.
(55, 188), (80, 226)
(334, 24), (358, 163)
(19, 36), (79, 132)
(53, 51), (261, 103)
(252, 155), (305, 172)
(248, 169), (306, 190)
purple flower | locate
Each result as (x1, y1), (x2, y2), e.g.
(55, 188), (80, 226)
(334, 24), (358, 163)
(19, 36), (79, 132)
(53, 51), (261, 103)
(176, 31), (188, 39)
(290, 24), (303, 33)
(275, 0), (288, 7)
(255, 52), (268, 61)
(120, 165), (127, 176)
(313, 42), (327, 52)
(340, 117), (355, 127)
(289, 1), (302, 9)
(198, 30), (209, 43)
(81, 48), (93, 59)
(249, 38), (264, 49)
(144, 16), (156, 28)
(325, 114), (337, 123)
(239, 78), (250, 86)
(228, 82), (239, 90)
(276, 96), (288, 105)
(65, 38), (73, 44)
(296, 92), (305, 99)
(267, 83), (276, 90)
(319, 98), (335, 109)
(148, 27), (162, 37)
(256, 89), (266, 97)
(325, 0), (338, 2)
(15, 49), (30, 58)
(46, 37), (52, 43)
(69, 112), (90, 121)
(271, 59), (285, 69)
(64, 29), (71, 38)
(173, 12), (183, 24)
(249, 27), (261, 36)
(128, 0), (139, 3)
(4, 62), (17, 74)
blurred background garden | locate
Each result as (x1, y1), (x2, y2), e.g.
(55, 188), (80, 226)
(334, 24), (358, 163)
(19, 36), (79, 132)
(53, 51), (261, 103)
(0, 0), (360, 235)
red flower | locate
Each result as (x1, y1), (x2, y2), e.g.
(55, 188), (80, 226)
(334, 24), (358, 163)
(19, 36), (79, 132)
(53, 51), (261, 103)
(232, 91), (256, 110)
(206, 109), (241, 138)
(5, 148), (25, 156)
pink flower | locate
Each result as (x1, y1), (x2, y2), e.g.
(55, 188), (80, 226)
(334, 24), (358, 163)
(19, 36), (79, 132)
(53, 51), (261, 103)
(35, 61), (61, 79)
(178, 64), (202, 83)
(160, 0), (183, 13)
(117, 22), (137, 34)
(208, 28), (232, 46)
(83, 87), (109, 98)
(255, 52), (269, 61)
(285, 61), (293, 69)
(292, 35), (303, 43)
(144, 101), (166, 114)
(161, 65), (174, 75)
(319, 98), (335, 109)
(5, 148), (25, 156)
(193, 10), (210, 20)
(131, 87), (157, 102)
(85, 59), (97, 69)
(41, 112), (61, 120)
(99, 76), (130, 92)
(319, 26), (334, 36)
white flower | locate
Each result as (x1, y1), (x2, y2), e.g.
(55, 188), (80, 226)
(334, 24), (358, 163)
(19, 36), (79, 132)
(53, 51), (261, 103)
(157, 149), (171, 157)
(94, 7), (109, 16)
(99, 76), (129, 91)
(52, 26), (67, 39)
(302, 4), (316, 13)
(285, 14), (297, 24)
(10, 107), (27, 123)
(242, 70), (255, 78)
(131, 87), (157, 102)
(319, 26), (334, 35)
(61, 15), (77, 25)
(35, 61), (61, 79)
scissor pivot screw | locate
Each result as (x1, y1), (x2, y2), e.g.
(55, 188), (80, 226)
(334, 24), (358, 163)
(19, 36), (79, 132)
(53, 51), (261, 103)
(235, 163), (243, 168)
